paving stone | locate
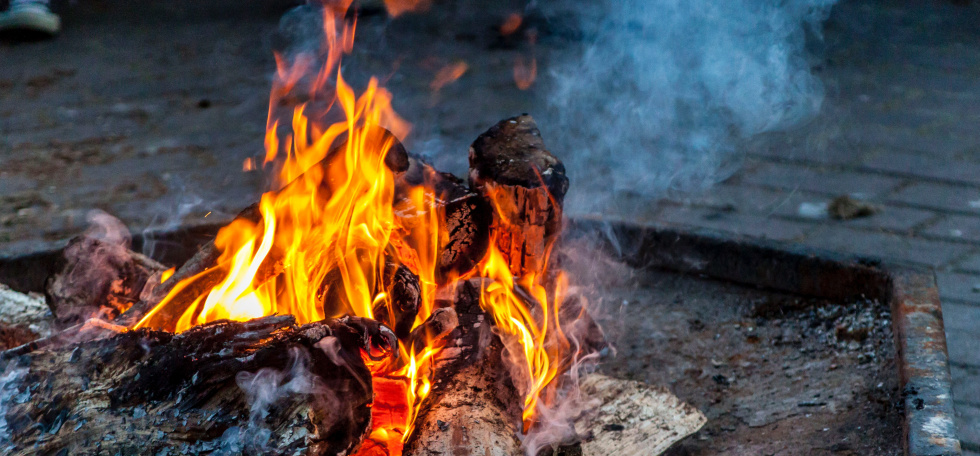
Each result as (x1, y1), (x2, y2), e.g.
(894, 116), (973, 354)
(888, 182), (980, 215)
(655, 205), (813, 242)
(947, 328), (980, 370)
(937, 272), (980, 305)
(862, 150), (980, 186)
(944, 302), (980, 336)
(952, 364), (980, 407)
(741, 162), (905, 198)
(922, 215), (980, 243)
(955, 402), (980, 453)
(956, 253), (980, 274)
(801, 226), (964, 268)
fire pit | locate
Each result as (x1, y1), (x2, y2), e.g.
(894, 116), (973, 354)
(0, 215), (960, 455)
(0, 1), (961, 455)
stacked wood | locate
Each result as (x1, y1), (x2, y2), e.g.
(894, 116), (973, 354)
(0, 315), (397, 456)
(45, 235), (167, 327)
(469, 114), (568, 277)
(403, 280), (523, 456)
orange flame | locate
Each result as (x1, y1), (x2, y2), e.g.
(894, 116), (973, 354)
(429, 61), (469, 92)
(382, 0), (431, 17)
(134, 0), (578, 450)
(514, 55), (537, 90)
(477, 240), (570, 431)
(500, 13), (523, 36)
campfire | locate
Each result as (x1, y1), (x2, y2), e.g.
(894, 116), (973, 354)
(0, 2), (705, 455)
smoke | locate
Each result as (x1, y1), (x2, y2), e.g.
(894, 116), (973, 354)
(215, 347), (327, 454)
(0, 365), (28, 449)
(543, 0), (838, 212)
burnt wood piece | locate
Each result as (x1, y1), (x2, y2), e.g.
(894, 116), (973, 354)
(393, 153), (492, 284)
(403, 280), (523, 456)
(469, 114), (568, 276)
(0, 285), (52, 350)
(45, 236), (166, 327)
(406, 306), (458, 353)
(371, 263), (422, 340)
(0, 315), (397, 456)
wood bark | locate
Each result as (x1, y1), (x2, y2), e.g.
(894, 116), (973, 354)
(0, 315), (398, 456)
(469, 114), (568, 277)
(45, 235), (167, 327)
(403, 280), (524, 456)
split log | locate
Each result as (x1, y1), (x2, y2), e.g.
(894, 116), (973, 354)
(45, 235), (167, 327)
(0, 285), (52, 350)
(371, 263), (422, 340)
(469, 114), (569, 277)
(572, 375), (707, 456)
(403, 280), (524, 456)
(393, 153), (492, 285)
(0, 315), (397, 456)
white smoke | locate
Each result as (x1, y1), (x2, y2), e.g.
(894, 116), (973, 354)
(215, 347), (324, 454)
(544, 0), (838, 212)
(0, 365), (28, 448)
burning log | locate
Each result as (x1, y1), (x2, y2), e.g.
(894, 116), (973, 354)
(45, 235), (167, 327)
(403, 280), (524, 456)
(371, 263), (423, 340)
(469, 114), (568, 277)
(0, 315), (396, 456)
(119, 132), (491, 329)
(393, 153), (492, 284)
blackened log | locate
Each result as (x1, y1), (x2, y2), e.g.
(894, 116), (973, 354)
(371, 263), (422, 340)
(405, 306), (457, 353)
(0, 315), (395, 456)
(393, 154), (492, 284)
(45, 236), (166, 327)
(403, 280), (523, 456)
(469, 114), (568, 277)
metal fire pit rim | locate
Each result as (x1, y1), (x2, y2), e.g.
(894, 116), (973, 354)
(564, 217), (961, 456)
(0, 217), (962, 455)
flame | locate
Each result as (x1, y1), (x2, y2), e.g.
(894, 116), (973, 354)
(382, 0), (431, 17)
(500, 13), (523, 36)
(429, 61), (469, 92)
(514, 55), (537, 90)
(160, 267), (175, 283)
(133, 0), (578, 450)
(477, 240), (570, 431)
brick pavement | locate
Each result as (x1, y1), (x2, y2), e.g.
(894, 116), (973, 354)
(0, 0), (978, 451)
(635, 2), (980, 449)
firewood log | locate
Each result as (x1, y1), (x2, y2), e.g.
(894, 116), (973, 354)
(45, 235), (166, 327)
(402, 280), (524, 456)
(0, 315), (397, 456)
(469, 114), (568, 277)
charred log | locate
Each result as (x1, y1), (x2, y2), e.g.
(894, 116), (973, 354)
(393, 153), (492, 284)
(403, 280), (523, 456)
(0, 315), (396, 456)
(371, 263), (422, 340)
(469, 114), (568, 277)
(45, 236), (166, 327)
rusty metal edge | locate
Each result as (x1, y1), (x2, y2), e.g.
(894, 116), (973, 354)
(564, 217), (962, 456)
(0, 217), (962, 455)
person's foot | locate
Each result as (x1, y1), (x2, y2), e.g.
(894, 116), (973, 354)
(0, 1), (60, 36)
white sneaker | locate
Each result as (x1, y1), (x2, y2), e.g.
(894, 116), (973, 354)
(0, 2), (61, 36)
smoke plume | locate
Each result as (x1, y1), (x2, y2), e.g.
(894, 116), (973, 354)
(544, 0), (838, 212)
